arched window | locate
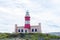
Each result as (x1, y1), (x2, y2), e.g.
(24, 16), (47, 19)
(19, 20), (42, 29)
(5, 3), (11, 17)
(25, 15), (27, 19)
(25, 30), (27, 33)
(18, 29), (20, 32)
(35, 29), (37, 32)
(32, 29), (34, 32)
(21, 29), (23, 32)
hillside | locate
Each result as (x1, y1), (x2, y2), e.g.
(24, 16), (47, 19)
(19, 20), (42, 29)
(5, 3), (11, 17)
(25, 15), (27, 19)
(48, 32), (60, 36)
(0, 33), (60, 40)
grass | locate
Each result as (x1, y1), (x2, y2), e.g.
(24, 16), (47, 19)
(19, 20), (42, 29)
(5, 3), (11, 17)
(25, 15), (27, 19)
(0, 38), (29, 40)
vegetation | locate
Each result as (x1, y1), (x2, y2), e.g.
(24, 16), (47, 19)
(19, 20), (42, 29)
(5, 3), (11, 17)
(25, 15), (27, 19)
(0, 33), (60, 40)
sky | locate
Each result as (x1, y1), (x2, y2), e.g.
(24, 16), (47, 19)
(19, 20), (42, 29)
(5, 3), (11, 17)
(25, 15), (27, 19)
(0, 0), (60, 33)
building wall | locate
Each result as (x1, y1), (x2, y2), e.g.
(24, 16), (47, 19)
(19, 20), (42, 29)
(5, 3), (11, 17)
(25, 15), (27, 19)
(30, 23), (41, 33)
(15, 23), (41, 33)
(16, 27), (29, 33)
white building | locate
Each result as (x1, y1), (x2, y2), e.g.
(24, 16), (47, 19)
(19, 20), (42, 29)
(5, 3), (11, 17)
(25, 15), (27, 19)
(15, 11), (41, 33)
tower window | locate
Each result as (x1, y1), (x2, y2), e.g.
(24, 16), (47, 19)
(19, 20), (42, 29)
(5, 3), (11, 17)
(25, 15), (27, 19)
(25, 30), (27, 33)
(21, 29), (23, 32)
(18, 29), (20, 32)
(35, 29), (37, 32)
(32, 29), (34, 32)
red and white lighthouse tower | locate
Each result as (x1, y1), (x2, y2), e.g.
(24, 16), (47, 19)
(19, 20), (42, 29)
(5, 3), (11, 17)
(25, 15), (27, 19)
(15, 11), (41, 33)
(24, 11), (30, 29)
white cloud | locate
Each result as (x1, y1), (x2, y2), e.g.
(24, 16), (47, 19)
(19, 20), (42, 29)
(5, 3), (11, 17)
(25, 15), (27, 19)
(0, 0), (60, 33)
(50, 0), (60, 4)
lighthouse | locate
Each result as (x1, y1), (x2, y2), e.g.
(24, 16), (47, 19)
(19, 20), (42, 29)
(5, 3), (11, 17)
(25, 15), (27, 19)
(15, 11), (41, 33)
(24, 11), (30, 29)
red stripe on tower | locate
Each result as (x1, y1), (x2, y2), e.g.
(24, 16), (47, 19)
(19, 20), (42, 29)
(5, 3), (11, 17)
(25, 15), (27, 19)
(24, 11), (30, 29)
(25, 17), (30, 21)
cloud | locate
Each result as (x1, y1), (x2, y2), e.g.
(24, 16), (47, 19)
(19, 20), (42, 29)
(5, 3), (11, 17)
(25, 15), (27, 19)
(0, 0), (60, 33)
(50, 0), (60, 4)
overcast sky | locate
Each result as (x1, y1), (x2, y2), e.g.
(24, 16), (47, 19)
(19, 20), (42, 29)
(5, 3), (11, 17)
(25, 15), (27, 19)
(0, 0), (60, 33)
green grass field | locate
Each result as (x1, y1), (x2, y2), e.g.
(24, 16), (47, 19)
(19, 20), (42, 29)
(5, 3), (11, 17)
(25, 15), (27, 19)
(0, 38), (15, 40)
(0, 38), (20, 40)
(0, 38), (60, 40)
(0, 33), (60, 40)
